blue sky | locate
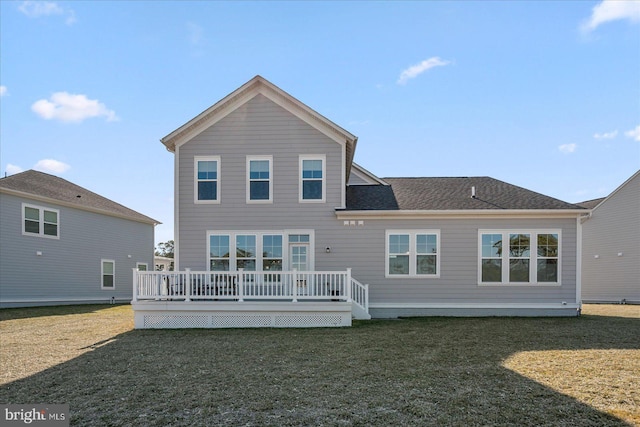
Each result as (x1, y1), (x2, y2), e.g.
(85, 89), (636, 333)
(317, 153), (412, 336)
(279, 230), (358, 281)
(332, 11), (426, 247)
(1, 1), (639, 245)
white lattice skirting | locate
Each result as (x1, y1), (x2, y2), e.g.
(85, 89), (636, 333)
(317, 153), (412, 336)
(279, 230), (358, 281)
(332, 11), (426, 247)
(132, 301), (352, 329)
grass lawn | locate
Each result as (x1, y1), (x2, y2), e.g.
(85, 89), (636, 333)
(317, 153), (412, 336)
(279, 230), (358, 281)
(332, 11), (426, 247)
(1, 304), (638, 426)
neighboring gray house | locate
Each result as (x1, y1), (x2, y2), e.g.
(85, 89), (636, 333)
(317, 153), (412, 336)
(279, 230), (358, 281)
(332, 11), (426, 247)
(0, 170), (159, 307)
(132, 76), (587, 328)
(580, 170), (640, 304)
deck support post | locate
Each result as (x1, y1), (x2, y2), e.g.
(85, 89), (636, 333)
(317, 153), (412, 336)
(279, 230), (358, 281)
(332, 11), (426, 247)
(185, 268), (191, 302)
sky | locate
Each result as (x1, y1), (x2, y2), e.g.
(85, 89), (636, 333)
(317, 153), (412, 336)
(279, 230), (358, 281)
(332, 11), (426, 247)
(1, 0), (639, 246)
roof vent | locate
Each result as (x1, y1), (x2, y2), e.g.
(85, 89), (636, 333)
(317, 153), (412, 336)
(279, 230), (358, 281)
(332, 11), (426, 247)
(471, 186), (476, 199)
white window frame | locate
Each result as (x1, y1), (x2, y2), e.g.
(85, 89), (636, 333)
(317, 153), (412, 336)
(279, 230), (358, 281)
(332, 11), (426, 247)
(299, 155), (326, 203)
(246, 155), (273, 203)
(477, 230), (562, 286)
(101, 259), (115, 289)
(194, 156), (220, 204)
(136, 262), (148, 271)
(22, 203), (60, 239)
(385, 230), (441, 278)
(207, 230), (315, 272)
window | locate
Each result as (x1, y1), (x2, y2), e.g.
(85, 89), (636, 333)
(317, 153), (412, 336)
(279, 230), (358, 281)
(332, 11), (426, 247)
(22, 204), (59, 238)
(209, 235), (230, 271)
(262, 235), (283, 271)
(300, 155), (325, 202)
(386, 230), (440, 277)
(136, 263), (148, 271)
(101, 260), (115, 289)
(195, 156), (220, 203)
(247, 156), (272, 202)
(236, 235), (257, 271)
(479, 230), (560, 285)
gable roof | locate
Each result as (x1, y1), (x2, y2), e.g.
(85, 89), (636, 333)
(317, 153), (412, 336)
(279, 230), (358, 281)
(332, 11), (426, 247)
(0, 170), (159, 225)
(577, 197), (605, 210)
(345, 176), (585, 211)
(161, 75), (358, 177)
(581, 170), (640, 213)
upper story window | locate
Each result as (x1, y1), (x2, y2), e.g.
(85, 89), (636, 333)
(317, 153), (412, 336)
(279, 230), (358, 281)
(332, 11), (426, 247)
(386, 230), (440, 277)
(479, 230), (560, 285)
(195, 156), (220, 203)
(247, 156), (272, 203)
(23, 204), (59, 239)
(300, 155), (325, 202)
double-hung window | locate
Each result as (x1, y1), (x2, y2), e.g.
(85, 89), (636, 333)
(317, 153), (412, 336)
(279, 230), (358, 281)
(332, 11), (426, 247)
(195, 156), (220, 203)
(247, 156), (272, 203)
(386, 230), (440, 277)
(479, 230), (560, 285)
(300, 155), (325, 202)
(101, 259), (115, 289)
(23, 204), (59, 238)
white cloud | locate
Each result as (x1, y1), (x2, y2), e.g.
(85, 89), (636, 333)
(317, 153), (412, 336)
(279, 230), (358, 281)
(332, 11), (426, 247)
(31, 92), (118, 123)
(558, 143), (577, 154)
(593, 130), (618, 139)
(581, 0), (640, 33)
(625, 125), (640, 141)
(33, 159), (70, 174)
(397, 57), (451, 85)
(0, 86), (7, 97)
(18, 1), (76, 25)
(5, 164), (24, 175)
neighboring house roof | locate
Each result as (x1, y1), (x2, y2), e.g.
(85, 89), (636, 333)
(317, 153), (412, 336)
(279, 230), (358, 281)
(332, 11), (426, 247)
(345, 176), (586, 211)
(577, 197), (606, 210)
(0, 170), (160, 225)
(161, 75), (358, 178)
(581, 170), (640, 214)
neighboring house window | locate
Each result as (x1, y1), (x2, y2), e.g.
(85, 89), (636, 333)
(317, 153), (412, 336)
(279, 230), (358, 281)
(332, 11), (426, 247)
(247, 156), (272, 203)
(478, 230), (560, 285)
(195, 156), (220, 203)
(101, 260), (115, 289)
(300, 155), (325, 202)
(386, 230), (440, 277)
(22, 204), (59, 238)
(209, 235), (230, 271)
(136, 263), (148, 271)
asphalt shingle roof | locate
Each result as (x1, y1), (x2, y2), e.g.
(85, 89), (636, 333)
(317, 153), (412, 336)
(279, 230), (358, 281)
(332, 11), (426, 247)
(346, 177), (584, 211)
(0, 170), (159, 224)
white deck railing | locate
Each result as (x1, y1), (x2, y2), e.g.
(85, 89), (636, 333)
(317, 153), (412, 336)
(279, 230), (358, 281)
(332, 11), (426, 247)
(133, 268), (361, 304)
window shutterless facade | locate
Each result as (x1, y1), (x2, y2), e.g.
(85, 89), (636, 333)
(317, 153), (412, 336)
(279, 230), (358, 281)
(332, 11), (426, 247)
(478, 230), (560, 285)
(194, 156), (220, 203)
(299, 155), (325, 202)
(101, 259), (115, 289)
(386, 230), (440, 278)
(22, 203), (59, 239)
(247, 156), (272, 203)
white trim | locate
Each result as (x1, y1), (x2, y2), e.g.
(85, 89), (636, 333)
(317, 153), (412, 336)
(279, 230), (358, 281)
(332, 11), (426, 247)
(246, 155), (273, 204)
(385, 230), (441, 278)
(348, 163), (389, 186)
(337, 210), (585, 220)
(194, 156), (221, 204)
(174, 146), (181, 271)
(576, 216), (582, 305)
(477, 229), (562, 286)
(206, 230), (315, 272)
(0, 297), (131, 304)
(101, 259), (116, 290)
(299, 155), (326, 203)
(369, 302), (580, 309)
(21, 203), (60, 239)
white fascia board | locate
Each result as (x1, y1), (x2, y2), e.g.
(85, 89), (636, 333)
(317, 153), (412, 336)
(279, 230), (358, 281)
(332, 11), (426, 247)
(0, 188), (160, 226)
(336, 209), (587, 220)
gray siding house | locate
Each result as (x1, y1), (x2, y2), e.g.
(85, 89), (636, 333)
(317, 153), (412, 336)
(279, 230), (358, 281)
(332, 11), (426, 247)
(580, 170), (640, 304)
(132, 75), (587, 328)
(0, 170), (159, 307)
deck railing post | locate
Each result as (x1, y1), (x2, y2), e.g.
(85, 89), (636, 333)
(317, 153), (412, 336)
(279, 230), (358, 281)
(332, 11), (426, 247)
(238, 268), (244, 302)
(346, 268), (352, 303)
(364, 283), (369, 312)
(132, 268), (138, 302)
(292, 268), (298, 302)
(185, 268), (191, 302)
